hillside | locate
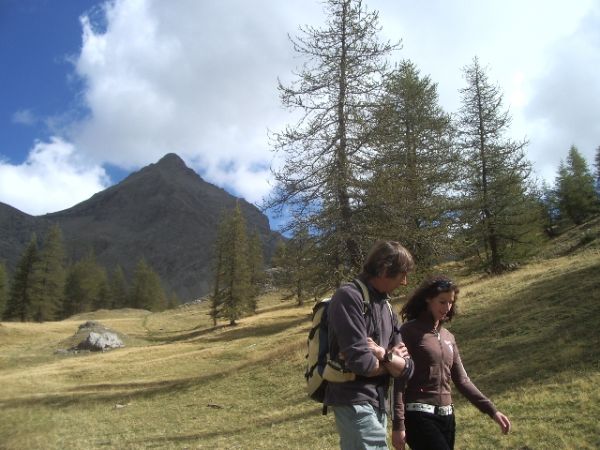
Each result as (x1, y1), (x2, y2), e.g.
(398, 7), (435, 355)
(0, 220), (599, 449)
(0, 153), (281, 300)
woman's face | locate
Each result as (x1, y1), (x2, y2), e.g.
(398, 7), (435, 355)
(426, 290), (455, 323)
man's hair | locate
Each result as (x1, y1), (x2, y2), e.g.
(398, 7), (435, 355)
(361, 240), (415, 279)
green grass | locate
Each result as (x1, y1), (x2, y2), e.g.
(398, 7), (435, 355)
(1, 220), (600, 449)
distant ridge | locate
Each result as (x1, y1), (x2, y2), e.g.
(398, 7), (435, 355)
(0, 153), (280, 300)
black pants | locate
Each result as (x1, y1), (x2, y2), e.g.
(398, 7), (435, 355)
(405, 411), (456, 450)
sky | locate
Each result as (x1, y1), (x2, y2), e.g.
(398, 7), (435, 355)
(1, 0), (599, 225)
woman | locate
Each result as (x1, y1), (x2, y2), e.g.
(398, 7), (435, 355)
(395, 275), (510, 449)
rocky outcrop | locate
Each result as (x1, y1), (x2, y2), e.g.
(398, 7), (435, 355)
(59, 321), (125, 353)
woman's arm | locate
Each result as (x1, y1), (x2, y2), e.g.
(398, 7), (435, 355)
(451, 338), (511, 433)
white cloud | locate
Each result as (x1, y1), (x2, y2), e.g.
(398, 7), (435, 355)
(525, 3), (600, 182)
(6, 0), (598, 217)
(0, 137), (109, 215)
(70, 0), (320, 205)
(12, 109), (37, 126)
(369, 0), (598, 187)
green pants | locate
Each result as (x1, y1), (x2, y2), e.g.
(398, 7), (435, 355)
(332, 403), (388, 450)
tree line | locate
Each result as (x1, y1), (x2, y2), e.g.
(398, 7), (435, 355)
(0, 225), (174, 322)
(264, 0), (600, 305)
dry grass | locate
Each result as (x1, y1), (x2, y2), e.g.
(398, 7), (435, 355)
(1, 221), (600, 449)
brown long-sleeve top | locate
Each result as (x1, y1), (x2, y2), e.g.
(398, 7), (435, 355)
(393, 313), (498, 431)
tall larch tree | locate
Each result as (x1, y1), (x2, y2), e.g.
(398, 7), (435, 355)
(364, 60), (456, 267)
(213, 203), (251, 326)
(29, 225), (66, 321)
(209, 212), (228, 326)
(555, 145), (599, 225)
(266, 0), (400, 287)
(457, 57), (542, 273)
(593, 145), (600, 196)
(246, 230), (265, 313)
(280, 227), (325, 305)
(3, 235), (38, 321)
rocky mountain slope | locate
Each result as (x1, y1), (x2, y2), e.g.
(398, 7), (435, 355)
(0, 153), (280, 300)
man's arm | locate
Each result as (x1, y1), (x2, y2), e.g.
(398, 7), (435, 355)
(366, 338), (408, 377)
(329, 287), (379, 376)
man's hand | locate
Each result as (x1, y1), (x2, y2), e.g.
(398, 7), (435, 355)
(366, 338), (407, 377)
(366, 337), (386, 361)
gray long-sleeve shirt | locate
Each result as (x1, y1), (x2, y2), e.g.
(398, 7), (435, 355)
(324, 279), (410, 420)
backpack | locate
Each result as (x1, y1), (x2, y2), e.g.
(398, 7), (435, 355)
(305, 278), (394, 408)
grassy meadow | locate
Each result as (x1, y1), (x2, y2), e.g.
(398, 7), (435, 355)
(1, 222), (600, 449)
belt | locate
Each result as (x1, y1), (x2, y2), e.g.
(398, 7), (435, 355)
(405, 402), (453, 416)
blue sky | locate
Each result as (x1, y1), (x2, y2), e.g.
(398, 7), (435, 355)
(1, 0), (599, 224)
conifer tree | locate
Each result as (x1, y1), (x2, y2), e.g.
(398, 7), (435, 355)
(555, 146), (599, 225)
(29, 225), (66, 321)
(456, 57), (542, 272)
(247, 230), (265, 313)
(365, 60), (456, 266)
(62, 252), (108, 317)
(540, 180), (561, 236)
(130, 258), (167, 311)
(210, 217), (227, 326)
(212, 203), (251, 326)
(0, 262), (8, 318)
(291, 231), (318, 305)
(593, 145), (600, 196)
(266, 0), (400, 286)
(3, 235), (38, 321)
(166, 291), (180, 310)
(109, 265), (129, 309)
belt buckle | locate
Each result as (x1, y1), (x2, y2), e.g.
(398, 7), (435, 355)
(436, 405), (453, 415)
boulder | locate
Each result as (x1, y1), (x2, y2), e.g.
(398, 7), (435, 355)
(77, 330), (124, 351)
(58, 321), (126, 353)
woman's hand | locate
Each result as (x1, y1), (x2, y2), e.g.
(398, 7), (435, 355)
(391, 342), (410, 359)
(392, 430), (406, 450)
(493, 411), (511, 434)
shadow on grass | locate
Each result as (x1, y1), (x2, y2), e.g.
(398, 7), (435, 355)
(0, 310), (311, 411)
(124, 408), (323, 447)
(257, 301), (309, 315)
(145, 306), (310, 345)
(203, 315), (309, 344)
(143, 323), (228, 343)
(451, 259), (600, 398)
(0, 349), (288, 410)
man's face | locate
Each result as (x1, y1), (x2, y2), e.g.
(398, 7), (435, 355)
(381, 271), (408, 293)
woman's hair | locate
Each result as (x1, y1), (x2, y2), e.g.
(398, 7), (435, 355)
(361, 240), (415, 278)
(400, 275), (459, 322)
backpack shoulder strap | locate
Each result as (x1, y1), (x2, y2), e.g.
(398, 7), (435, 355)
(351, 278), (370, 314)
(352, 278), (394, 321)
(385, 300), (394, 324)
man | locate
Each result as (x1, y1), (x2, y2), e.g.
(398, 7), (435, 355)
(325, 240), (415, 450)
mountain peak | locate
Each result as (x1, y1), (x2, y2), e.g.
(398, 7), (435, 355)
(155, 153), (187, 170)
(12, 153), (281, 300)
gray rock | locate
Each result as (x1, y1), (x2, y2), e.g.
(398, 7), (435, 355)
(58, 321), (126, 353)
(77, 331), (124, 351)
